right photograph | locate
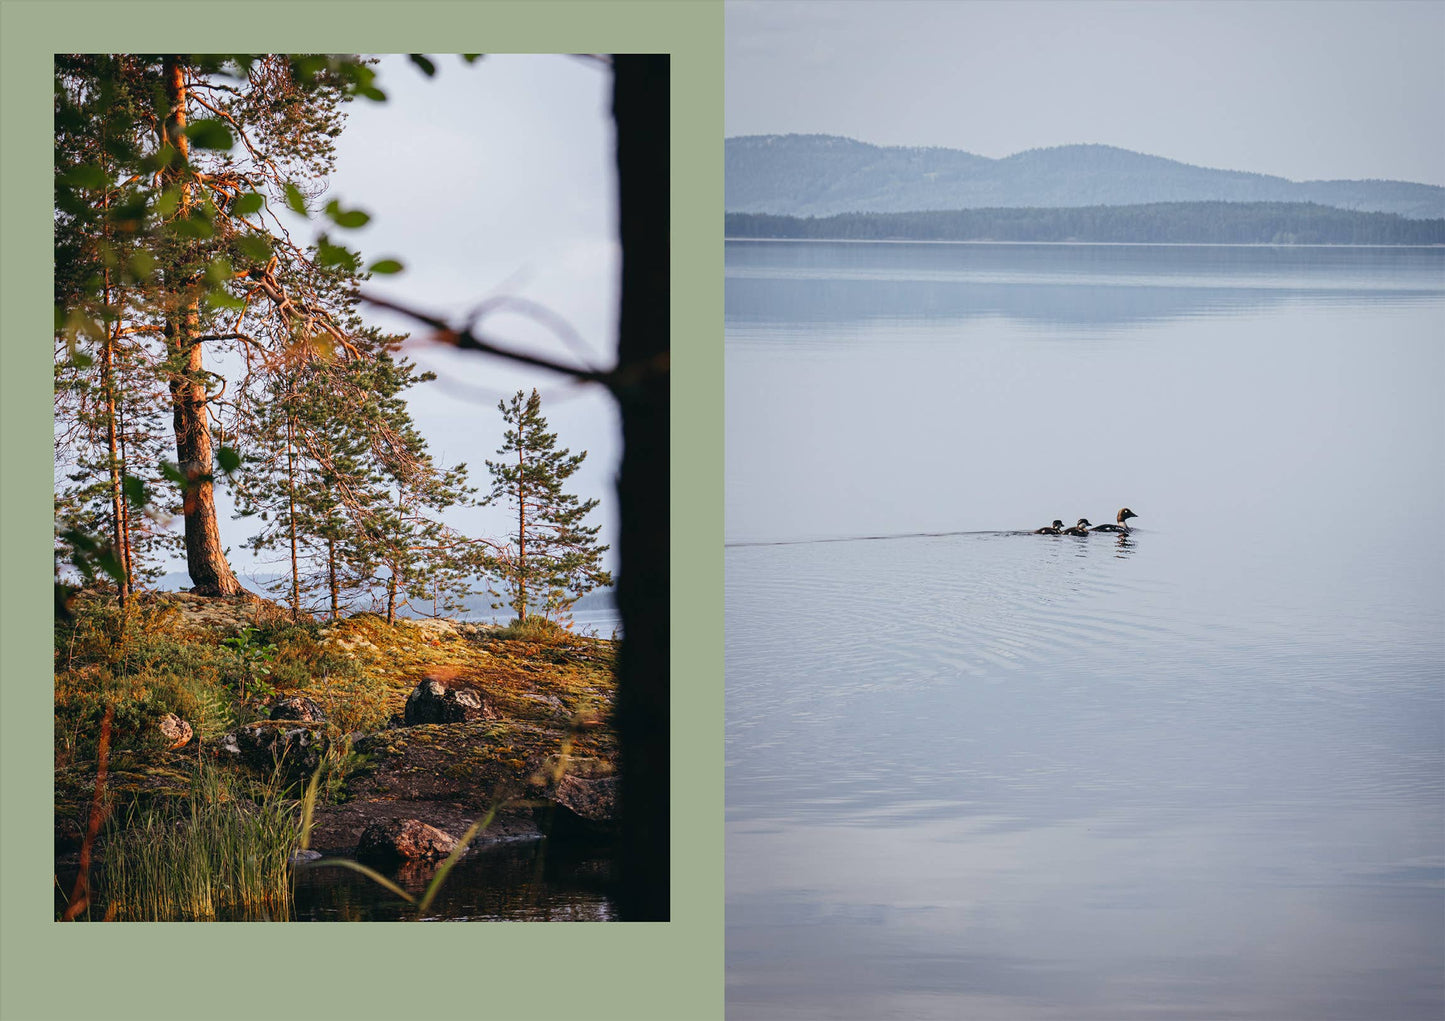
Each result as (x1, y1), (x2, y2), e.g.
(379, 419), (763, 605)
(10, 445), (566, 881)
(724, 1), (1444, 1018)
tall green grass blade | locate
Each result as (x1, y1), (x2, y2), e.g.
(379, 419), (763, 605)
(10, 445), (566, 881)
(299, 761), (322, 851)
(416, 804), (498, 918)
(307, 858), (416, 904)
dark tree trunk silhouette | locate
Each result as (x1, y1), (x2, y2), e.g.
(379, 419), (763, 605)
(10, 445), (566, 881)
(612, 53), (671, 922)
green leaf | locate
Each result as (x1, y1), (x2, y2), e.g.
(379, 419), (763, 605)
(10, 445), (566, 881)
(69, 352), (94, 370)
(357, 84), (387, 102)
(409, 54), (437, 77)
(284, 182), (308, 216)
(184, 119), (234, 150)
(367, 258), (404, 275)
(323, 199), (371, 229)
(204, 287), (246, 311)
(126, 250), (156, 282)
(171, 210), (215, 239)
(316, 235), (359, 270)
(236, 235), (273, 263)
(62, 164), (108, 190)
(122, 475), (147, 508)
(141, 143), (180, 175)
(62, 528), (99, 554)
(293, 55), (328, 83)
(462, 54), (484, 64)
(95, 549), (126, 585)
(153, 185), (182, 219)
(205, 256), (235, 285)
(216, 446), (242, 474)
(108, 199), (148, 233)
(159, 461), (189, 487)
(230, 192), (265, 216)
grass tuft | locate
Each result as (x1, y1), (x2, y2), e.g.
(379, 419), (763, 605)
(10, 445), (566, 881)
(101, 762), (300, 921)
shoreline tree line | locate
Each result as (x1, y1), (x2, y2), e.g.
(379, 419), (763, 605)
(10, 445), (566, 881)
(725, 202), (1445, 245)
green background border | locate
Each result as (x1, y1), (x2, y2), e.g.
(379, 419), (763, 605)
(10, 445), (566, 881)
(0, 3), (723, 1019)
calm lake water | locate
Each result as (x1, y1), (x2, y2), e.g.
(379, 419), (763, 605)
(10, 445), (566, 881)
(725, 242), (1445, 1019)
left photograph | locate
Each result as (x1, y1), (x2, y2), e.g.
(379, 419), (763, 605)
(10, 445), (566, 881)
(52, 53), (669, 922)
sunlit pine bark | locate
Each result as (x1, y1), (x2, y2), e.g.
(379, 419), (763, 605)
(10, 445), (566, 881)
(162, 56), (241, 596)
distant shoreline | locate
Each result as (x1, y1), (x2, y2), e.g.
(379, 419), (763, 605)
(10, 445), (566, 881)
(725, 202), (1445, 246)
(725, 237), (1445, 249)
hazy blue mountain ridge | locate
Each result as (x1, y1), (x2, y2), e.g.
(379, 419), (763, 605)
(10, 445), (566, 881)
(726, 135), (1445, 220)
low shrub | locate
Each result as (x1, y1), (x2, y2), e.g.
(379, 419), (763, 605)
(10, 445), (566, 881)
(495, 615), (573, 645)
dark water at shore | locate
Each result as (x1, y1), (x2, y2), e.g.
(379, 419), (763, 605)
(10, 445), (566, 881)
(293, 838), (617, 922)
(726, 242), (1445, 1019)
(57, 837), (618, 922)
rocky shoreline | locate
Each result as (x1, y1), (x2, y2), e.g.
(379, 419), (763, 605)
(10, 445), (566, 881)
(55, 591), (619, 875)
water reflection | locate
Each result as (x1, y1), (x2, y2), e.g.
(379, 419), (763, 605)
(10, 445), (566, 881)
(293, 838), (617, 922)
(726, 242), (1445, 1019)
(726, 240), (1445, 331)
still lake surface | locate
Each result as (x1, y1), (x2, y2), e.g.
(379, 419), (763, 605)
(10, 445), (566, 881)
(725, 242), (1445, 1019)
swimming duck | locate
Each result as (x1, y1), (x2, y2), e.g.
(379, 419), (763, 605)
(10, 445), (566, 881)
(1062, 518), (1093, 536)
(1091, 508), (1137, 533)
(1034, 519), (1065, 535)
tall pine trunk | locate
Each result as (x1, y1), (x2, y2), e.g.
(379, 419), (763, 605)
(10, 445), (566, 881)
(102, 323), (129, 610)
(99, 135), (130, 609)
(516, 440), (527, 622)
(162, 56), (241, 597)
(612, 54), (671, 922)
(286, 405), (300, 620)
(100, 247), (130, 609)
(117, 399), (136, 588)
(328, 537), (340, 620)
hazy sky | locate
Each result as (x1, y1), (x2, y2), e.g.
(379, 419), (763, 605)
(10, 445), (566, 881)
(726, 0), (1445, 186)
(198, 54), (621, 588)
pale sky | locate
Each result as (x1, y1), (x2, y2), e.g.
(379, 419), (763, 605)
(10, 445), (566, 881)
(200, 54), (621, 588)
(726, 0), (1445, 186)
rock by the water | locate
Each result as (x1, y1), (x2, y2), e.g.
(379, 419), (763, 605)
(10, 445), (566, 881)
(403, 673), (495, 725)
(550, 774), (618, 823)
(355, 818), (457, 862)
(158, 713), (193, 750)
(269, 695), (327, 723)
(216, 720), (326, 773)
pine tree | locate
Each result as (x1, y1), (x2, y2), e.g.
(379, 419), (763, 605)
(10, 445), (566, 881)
(230, 341), (479, 623)
(483, 389), (611, 625)
(55, 54), (378, 597)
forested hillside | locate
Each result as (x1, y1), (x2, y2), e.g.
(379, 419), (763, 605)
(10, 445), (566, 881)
(726, 135), (1445, 220)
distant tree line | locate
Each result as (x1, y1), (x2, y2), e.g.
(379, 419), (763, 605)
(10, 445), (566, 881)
(725, 202), (1445, 246)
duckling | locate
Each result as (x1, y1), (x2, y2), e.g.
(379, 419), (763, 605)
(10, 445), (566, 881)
(1091, 508), (1138, 533)
(1062, 518), (1093, 536)
(1034, 519), (1065, 535)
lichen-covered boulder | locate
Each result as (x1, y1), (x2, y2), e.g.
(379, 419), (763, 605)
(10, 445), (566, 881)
(158, 713), (193, 750)
(355, 818), (457, 862)
(216, 720), (327, 773)
(550, 774), (618, 823)
(269, 695), (327, 723)
(403, 674), (495, 725)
